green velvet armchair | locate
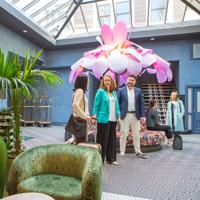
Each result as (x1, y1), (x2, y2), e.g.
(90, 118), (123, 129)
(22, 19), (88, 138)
(0, 136), (7, 198)
(7, 144), (102, 200)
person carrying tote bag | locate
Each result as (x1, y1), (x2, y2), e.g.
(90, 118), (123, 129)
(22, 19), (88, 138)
(65, 75), (91, 144)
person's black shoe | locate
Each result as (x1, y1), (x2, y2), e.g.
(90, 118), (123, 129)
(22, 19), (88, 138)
(136, 153), (147, 159)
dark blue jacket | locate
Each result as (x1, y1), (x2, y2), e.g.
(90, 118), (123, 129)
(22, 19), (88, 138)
(117, 86), (145, 120)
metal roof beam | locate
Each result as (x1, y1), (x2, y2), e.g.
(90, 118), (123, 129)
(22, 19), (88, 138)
(180, 0), (200, 15)
(31, 0), (58, 18)
(55, 0), (84, 39)
(43, 2), (74, 29)
(38, 1), (72, 24)
(22, 0), (40, 12)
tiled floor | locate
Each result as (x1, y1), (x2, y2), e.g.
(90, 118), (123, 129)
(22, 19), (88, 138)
(21, 126), (200, 200)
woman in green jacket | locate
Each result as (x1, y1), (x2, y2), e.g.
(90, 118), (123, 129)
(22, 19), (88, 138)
(92, 75), (120, 165)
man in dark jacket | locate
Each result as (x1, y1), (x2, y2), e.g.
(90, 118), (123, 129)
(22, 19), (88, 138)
(117, 75), (147, 159)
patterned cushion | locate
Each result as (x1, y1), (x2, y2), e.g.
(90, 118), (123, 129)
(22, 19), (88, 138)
(18, 174), (81, 200)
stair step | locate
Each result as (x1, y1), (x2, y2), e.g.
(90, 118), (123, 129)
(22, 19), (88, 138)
(142, 83), (176, 124)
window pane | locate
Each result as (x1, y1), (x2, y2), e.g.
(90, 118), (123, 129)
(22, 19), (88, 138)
(33, 0), (72, 23)
(116, 1), (130, 14)
(57, 23), (73, 39)
(14, 0), (33, 10)
(188, 88), (192, 113)
(47, 17), (67, 36)
(188, 114), (192, 130)
(117, 14), (130, 25)
(71, 7), (87, 33)
(151, 0), (167, 9)
(26, 1), (56, 16)
(100, 16), (110, 26)
(81, 3), (100, 32)
(197, 91), (200, 112)
(133, 0), (148, 26)
(150, 0), (167, 24)
(150, 9), (165, 24)
(97, 3), (111, 26)
(167, 0), (186, 23)
(184, 6), (200, 21)
(98, 4), (110, 16)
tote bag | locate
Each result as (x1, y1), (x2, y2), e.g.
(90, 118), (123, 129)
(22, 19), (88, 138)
(65, 90), (86, 138)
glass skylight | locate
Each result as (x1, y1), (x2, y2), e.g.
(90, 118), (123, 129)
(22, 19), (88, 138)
(5, 0), (200, 40)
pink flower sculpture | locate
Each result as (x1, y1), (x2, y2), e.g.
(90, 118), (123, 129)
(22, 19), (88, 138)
(70, 21), (172, 85)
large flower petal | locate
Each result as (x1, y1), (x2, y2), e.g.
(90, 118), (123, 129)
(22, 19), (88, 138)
(101, 24), (114, 45)
(153, 54), (170, 69)
(82, 56), (96, 70)
(123, 48), (142, 62)
(141, 53), (156, 68)
(167, 68), (173, 81)
(69, 69), (83, 83)
(92, 56), (109, 79)
(147, 68), (156, 74)
(104, 70), (116, 81)
(108, 50), (127, 74)
(153, 54), (172, 82)
(113, 21), (128, 46)
(137, 47), (153, 55)
(84, 47), (103, 58)
(156, 69), (168, 83)
(119, 72), (130, 86)
(121, 41), (134, 48)
(127, 57), (142, 76)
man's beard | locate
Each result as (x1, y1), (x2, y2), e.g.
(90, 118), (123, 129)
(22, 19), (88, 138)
(127, 83), (134, 87)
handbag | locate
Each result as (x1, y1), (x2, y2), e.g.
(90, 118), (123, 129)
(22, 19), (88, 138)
(65, 115), (86, 138)
(173, 134), (183, 150)
(65, 90), (86, 139)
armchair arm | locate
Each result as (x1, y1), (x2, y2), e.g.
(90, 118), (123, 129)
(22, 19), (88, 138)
(7, 148), (47, 195)
(81, 151), (102, 200)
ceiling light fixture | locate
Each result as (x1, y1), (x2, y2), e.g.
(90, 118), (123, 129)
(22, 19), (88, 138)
(150, 37), (155, 41)
(22, 30), (27, 33)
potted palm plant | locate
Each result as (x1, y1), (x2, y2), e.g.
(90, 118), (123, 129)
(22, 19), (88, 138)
(0, 48), (63, 156)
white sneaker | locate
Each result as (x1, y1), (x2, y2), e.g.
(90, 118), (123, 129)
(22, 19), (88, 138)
(65, 137), (75, 144)
(120, 152), (125, 158)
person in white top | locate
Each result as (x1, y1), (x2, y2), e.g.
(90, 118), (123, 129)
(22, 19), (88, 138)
(92, 75), (121, 165)
(65, 75), (91, 144)
(117, 75), (147, 159)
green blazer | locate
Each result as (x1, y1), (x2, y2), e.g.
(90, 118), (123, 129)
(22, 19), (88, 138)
(93, 89), (120, 123)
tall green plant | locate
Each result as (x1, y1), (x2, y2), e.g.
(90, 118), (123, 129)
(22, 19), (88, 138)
(0, 49), (63, 155)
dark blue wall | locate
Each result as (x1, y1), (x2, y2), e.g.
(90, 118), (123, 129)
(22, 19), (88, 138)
(143, 40), (200, 94)
(36, 69), (73, 125)
(0, 25), (46, 61)
(1, 24), (200, 124)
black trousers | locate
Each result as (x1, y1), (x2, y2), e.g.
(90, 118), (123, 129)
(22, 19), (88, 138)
(97, 121), (117, 163)
(148, 125), (172, 139)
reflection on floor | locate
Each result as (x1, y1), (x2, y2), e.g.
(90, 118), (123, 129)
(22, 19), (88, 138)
(21, 126), (200, 200)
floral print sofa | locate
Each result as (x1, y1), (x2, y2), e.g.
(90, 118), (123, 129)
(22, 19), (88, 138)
(88, 122), (165, 152)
